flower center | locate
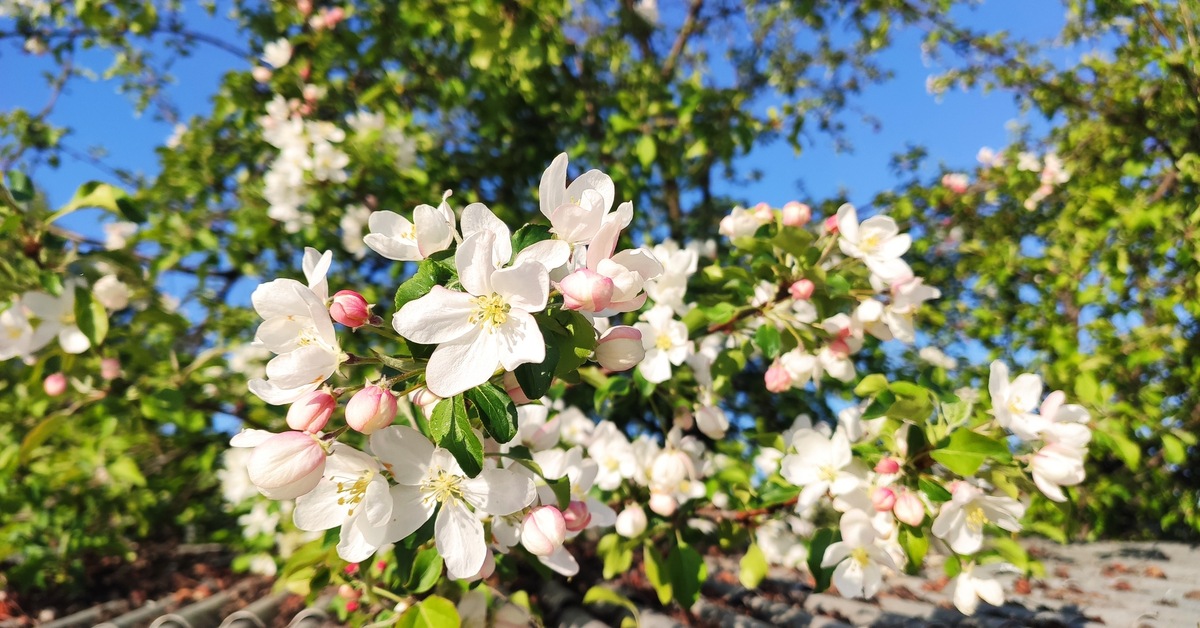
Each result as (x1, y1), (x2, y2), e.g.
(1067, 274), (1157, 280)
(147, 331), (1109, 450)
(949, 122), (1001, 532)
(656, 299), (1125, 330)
(335, 470), (374, 517)
(470, 293), (510, 329)
(421, 467), (464, 505)
(654, 334), (673, 351)
(819, 465), (839, 483)
(851, 546), (871, 567)
(862, 233), (881, 252)
(966, 504), (989, 530)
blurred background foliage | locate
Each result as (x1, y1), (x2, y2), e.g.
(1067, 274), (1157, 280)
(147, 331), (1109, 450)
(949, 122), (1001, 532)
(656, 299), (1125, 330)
(2, 0), (1198, 599)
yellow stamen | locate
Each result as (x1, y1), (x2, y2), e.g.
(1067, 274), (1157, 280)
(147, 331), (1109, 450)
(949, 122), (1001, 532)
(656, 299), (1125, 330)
(470, 294), (510, 330)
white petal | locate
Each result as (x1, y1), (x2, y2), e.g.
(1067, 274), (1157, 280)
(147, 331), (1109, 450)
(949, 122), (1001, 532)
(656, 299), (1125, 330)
(386, 484), (436, 542)
(392, 286), (479, 344)
(456, 230), (498, 296)
(338, 512), (390, 563)
(491, 263), (548, 312)
(370, 425), (434, 485)
(425, 327), (501, 398)
(294, 480), (350, 531)
(835, 204), (859, 243)
(461, 203), (511, 260)
(436, 499), (487, 579)
(538, 153), (568, 219)
(497, 311), (546, 371)
(252, 278), (317, 320)
(539, 545), (580, 576)
(263, 345), (339, 389)
(302, 248), (332, 302)
(513, 240), (571, 272)
(58, 325), (91, 354)
(414, 204), (454, 257)
(248, 378), (317, 405)
(461, 468), (536, 515)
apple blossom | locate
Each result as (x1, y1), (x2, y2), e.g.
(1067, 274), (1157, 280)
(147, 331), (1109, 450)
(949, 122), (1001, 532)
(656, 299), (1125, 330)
(287, 390), (337, 433)
(781, 430), (861, 509)
(294, 445), (393, 562)
(941, 173), (969, 194)
(329, 290), (371, 328)
(345, 385), (398, 434)
(392, 229), (551, 397)
(593, 325), (644, 371)
(0, 301), (34, 360)
(931, 483), (1025, 555)
(363, 192), (457, 262)
(821, 510), (898, 599)
(562, 501), (591, 532)
(246, 277), (342, 405)
(371, 426), (535, 579)
(949, 562), (1010, 615)
(764, 360), (793, 392)
(892, 489), (926, 526)
(23, 287), (91, 354)
(538, 152), (629, 246)
(262, 38), (293, 68)
(43, 372), (67, 396)
(719, 205), (769, 239)
(782, 201), (811, 227)
(100, 357), (121, 380)
(634, 304), (692, 384)
(988, 361), (1046, 440)
(558, 268), (614, 312)
(835, 204), (912, 282)
(252, 66), (272, 83)
(871, 487), (897, 512)
(232, 429), (327, 500)
(521, 506), (567, 556)
(789, 279), (814, 300)
(874, 458), (901, 475)
(93, 275), (130, 311)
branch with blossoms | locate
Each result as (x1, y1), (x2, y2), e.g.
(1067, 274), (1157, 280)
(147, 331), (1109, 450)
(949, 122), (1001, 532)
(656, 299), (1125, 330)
(224, 152), (1095, 624)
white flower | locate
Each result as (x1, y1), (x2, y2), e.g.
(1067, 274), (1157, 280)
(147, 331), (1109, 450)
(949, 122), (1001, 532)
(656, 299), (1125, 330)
(695, 401), (729, 439)
(538, 153), (629, 246)
(392, 229), (551, 397)
(634, 304), (692, 384)
(587, 421), (637, 491)
(949, 562), (1010, 615)
(262, 38), (293, 68)
(988, 361), (1045, 440)
(92, 274), (130, 311)
(755, 519), (808, 570)
(931, 483), (1025, 555)
(238, 502), (280, 539)
(821, 510), (898, 599)
(246, 277), (342, 405)
(1029, 442), (1087, 503)
(340, 204), (372, 259)
(780, 430), (861, 509)
(23, 287), (91, 354)
(104, 221), (138, 250)
(364, 193), (457, 261)
(373, 426), (536, 579)
(294, 445), (393, 563)
(835, 204), (912, 282)
(0, 300), (34, 360)
(919, 346), (958, 370)
(719, 205), (770, 239)
(215, 447), (258, 505)
(1017, 152), (1040, 172)
(615, 504), (648, 538)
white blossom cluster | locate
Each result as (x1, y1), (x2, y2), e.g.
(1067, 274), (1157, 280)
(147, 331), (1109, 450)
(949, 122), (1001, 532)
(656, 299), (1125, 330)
(1, 275), (130, 362)
(259, 95), (351, 232)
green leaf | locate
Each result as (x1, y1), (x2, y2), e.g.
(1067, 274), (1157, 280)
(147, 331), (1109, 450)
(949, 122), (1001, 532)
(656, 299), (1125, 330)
(465, 382), (518, 444)
(394, 257), (456, 311)
(594, 375), (631, 413)
(598, 534), (634, 579)
(108, 457), (147, 487)
(58, 181), (145, 223)
(643, 545), (672, 605)
(855, 374), (889, 396)
(807, 528), (838, 592)
(545, 474), (572, 510)
(668, 543), (706, 608)
(584, 586), (639, 623)
(930, 429), (1011, 477)
(427, 394), (456, 443)
(754, 325), (781, 359)
(636, 134), (657, 168)
(406, 547), (444, 593)
(19, 415), (66, 464)
(395, 595), (460, 628)
(515, 343), (559, 399)
(1162, 434), (1186, 465)
(918, 477), (952, 503)
(898, 527), (928, 573)
(74, 285), (108, 347)
(5, 171), (31, 203)
(511, 224), (552, 256)
(739, 543), (769, 588)
(441, 395), (483, 478)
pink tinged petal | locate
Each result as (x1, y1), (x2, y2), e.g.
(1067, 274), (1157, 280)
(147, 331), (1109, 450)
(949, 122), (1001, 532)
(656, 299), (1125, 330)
(414, 204), (454, 257)
(230, 429), (273, 447)
(539, 546), (580, 577)
(425, 327), (501, 398)
(514, 239), (571, 271)
(385, 484), (436, 541)
(610, 248), (664, 282)
(248, 432), (326, 499)
(491, 263), (549, 312)
(370, 425), (435, 485)
(437, 499), (487, 579)
(337, 511), (391, 563)
(461, 468), (536, 515)
(538, 153), (569, 219)
(460, 203), (512, 260)
(392, 286), (478, 344)
(606, 201), (634, 230)
(58, 325), (91, 354)
(497, 311), (545, 372)
(587, 220), (622, 269)
(456, 230), (498, 296)
(252, 278), (314, 320)
(1033, 470), (1067, 502)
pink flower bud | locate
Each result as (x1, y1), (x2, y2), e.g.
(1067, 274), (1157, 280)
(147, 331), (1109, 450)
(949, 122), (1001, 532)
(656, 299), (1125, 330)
(325, 6), (345, 27)
(941, 173), (969, 194)
(247, 431), (327, 499)
(648, 492), (677, 517)
(829, 338), (851, 358)
(562, 500), (592, 532)
(297, 0), (313, 16)
(100, 358), (121, 381)
(871, 487), (897, 512)
(752, 202), (774, 222)
(764, 361), (793, 393)
(614, 505), (647, 538)
(44, 373), (67, 396)
(503, 371), (532, 405)
(788, 279), (815, 300)
(594, 326), (644, 371)
(287, 390), (336, 433)
(875, 457), (901, 475)
(892, 489), (926, 526)
(338, 584), (360, 601)
(521, 506), (567, 556)
(252, 66), (273, 84)
(345, 385), (397, 434)
(781, 201), (811, 227)
(558, 268), (614, 313)
(345, 601), (359, 613)
(824, 215), (840, 234)
(330, 290), (371, 328)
